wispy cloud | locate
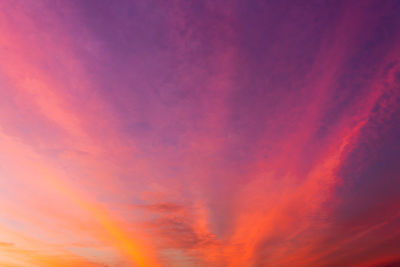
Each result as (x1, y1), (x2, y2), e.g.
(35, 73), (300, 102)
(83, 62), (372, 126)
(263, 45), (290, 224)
(0, 0), (400, 266)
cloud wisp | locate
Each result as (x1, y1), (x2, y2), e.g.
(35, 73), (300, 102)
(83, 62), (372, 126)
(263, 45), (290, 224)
(0, 0), (400, 266)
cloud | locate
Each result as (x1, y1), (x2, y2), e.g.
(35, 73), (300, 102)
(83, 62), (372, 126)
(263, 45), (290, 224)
(0, 0), (400, 266)
(0, 242), (14, 248)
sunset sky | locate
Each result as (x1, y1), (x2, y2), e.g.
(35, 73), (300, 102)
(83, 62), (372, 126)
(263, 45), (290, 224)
(1, 1), (400, 266)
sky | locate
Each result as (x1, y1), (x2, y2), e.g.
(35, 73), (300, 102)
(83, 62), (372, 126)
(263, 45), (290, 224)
(0, 0), (400, 266)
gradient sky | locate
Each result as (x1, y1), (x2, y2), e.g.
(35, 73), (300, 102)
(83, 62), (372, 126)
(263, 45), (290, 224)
(1, 1), (400, 266)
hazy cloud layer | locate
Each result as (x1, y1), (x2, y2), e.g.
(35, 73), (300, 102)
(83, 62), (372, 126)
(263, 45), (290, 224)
(0, 0), (400, 266)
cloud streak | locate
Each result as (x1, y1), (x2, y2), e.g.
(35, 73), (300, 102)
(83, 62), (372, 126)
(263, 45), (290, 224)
(0, 0), (400, 266)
